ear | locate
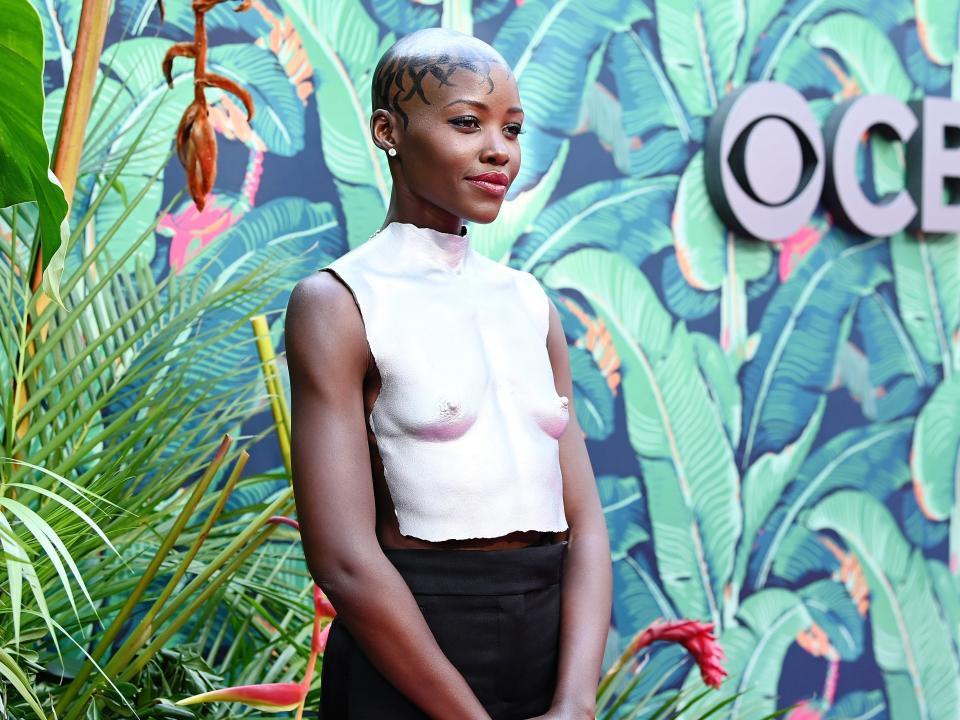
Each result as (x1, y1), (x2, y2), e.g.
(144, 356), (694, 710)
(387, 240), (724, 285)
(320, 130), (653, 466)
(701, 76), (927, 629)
(371, 109), (398, 153)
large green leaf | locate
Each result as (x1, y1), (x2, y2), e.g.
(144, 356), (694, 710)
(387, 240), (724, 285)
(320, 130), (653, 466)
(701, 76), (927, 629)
(911, 373), (960, 521)
(207, 43), (307, 157)
(655, 0), (745, 116)
(731, 0), (788, 86)
(672, 152), (772, 361)
(914, 0), (960, 65)
(730, 398), (823, 610)
(26, 0), (80, 67)
(807, 12), (914, 99)
(0, 0), (69, 274)
(890, 232), (960, 376)
(773, 525), (842, 583)
(494, 0), (650, 191)
(750, 419), (913, 590)
(568, 344), (616, 441)
(606, 28), (691, 176)
(739, 233), (889, 467)
(612, 551), (677, 642)
(691, 332), (743, 450)
(854, 288), (934, 422)
(115, 0), (271, 36)
(799, 579), (865, 662)
(281, 0), (391, 249)
(756, 0), (909, 82)
(544, 249), (741, 628)
(928, 559), (960, 663)
(599, 474), (649, 561)
(773, 32), (844, 95)
(911, 373), (960, 571)
(807, 490), (960, 720)
(672, 152), (772, 292)
(513, 175), (676, 274)
(825, 690), (888, 720)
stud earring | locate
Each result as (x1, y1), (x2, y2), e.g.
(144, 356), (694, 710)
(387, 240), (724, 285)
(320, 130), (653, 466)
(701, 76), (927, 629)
(387, 147), (397, 157)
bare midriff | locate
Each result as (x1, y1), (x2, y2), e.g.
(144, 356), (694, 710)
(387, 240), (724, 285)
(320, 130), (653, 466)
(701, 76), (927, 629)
(363, 360), (568, 551)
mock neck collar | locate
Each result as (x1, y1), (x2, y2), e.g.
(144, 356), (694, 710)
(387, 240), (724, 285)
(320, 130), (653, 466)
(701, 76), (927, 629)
(384, 221), (471, 275)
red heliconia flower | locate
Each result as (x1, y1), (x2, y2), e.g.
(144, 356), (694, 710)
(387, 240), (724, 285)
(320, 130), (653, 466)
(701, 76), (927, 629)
(629, 619), (728, 689)
(176, 516), (336, 718)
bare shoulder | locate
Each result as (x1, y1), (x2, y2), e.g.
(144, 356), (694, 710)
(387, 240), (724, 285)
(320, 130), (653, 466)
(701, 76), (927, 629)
(285, 271), (368, 388)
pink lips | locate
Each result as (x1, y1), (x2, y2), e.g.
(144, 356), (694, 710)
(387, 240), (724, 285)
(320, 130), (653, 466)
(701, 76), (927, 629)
(466, 172), (509, 198)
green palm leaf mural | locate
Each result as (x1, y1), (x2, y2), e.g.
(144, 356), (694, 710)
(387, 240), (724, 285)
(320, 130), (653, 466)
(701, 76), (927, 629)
(654, 0), (744, 117)
(890, 231), (960, 377)
(748, 418), (914, 591)
(739, 233), (890, 467)
(493, 0), (652, 191)
(545, 248), (741, 629)
(281, 0), (392, 249)
(808, 491), (960, 719)
(910, 373), (960, 570)
(512, 176), (676, 273)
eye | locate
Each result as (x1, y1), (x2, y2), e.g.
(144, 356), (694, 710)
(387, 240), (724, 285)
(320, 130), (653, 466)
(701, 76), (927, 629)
(450, 116), (481, 129)
(506, 124), (525, 137)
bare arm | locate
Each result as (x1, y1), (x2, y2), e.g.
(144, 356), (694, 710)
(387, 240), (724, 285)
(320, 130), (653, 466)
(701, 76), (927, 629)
(544, 298), (612, 718)
(285, 273), (492, 720)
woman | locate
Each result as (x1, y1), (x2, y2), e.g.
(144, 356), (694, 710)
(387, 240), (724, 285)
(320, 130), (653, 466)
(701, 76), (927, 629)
(284, 26), (612, 720)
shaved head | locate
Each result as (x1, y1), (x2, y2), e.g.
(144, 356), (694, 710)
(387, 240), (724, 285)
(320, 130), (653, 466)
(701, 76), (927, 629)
(372, 28), (512, 129)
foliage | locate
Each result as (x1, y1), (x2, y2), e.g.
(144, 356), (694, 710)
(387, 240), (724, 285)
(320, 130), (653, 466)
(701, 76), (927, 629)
(0, 0), (68, 278)
(3, 0), (959, 718)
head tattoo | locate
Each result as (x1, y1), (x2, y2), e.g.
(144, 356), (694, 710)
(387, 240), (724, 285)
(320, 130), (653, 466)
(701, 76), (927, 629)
(371, 30), (509, 130)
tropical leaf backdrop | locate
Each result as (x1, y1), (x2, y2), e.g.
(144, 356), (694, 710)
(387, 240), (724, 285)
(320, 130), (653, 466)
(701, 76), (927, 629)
(29, 0), (960, 717)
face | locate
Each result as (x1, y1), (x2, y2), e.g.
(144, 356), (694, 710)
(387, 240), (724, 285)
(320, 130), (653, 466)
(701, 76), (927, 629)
(373, 60), (523, 226)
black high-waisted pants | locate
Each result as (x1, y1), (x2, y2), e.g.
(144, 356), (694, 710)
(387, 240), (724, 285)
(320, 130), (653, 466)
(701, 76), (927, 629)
(319, 539), (568, 719)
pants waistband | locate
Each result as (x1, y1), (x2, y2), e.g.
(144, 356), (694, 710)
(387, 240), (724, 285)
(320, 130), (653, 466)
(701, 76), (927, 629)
(382, 540), (568, 595)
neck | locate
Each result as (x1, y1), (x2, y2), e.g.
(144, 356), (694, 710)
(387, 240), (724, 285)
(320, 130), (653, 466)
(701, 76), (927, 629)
(380, 207), (465, 236)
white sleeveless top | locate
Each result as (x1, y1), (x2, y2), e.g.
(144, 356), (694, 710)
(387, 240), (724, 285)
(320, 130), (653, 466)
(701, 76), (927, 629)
(320, 221), (570, 541)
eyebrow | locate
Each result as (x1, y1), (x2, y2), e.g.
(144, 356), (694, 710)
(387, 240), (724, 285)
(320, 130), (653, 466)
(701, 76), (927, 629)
(444, 98), (523, 114)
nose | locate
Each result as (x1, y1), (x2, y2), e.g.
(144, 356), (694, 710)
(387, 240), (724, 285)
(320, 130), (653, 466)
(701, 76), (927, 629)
(481, 135), (510, 166)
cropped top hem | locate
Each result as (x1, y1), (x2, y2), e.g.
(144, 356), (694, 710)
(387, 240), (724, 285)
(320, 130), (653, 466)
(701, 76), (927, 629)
(320, 221), (569, 543)
(397, 515), (570, 543)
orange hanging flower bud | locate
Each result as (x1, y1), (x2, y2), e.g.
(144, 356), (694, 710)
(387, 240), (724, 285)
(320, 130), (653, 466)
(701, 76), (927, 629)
(176, 100), (217, 211)
(161, 0), (254, 211)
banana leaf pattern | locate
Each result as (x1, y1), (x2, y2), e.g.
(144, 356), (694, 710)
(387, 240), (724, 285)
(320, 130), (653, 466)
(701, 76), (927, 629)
(30, 0), (960, 716)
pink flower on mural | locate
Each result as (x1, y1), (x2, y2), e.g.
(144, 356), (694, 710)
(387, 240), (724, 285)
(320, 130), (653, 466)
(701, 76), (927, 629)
(773, 222), (828, 282)
(159, 193), (239, 274)
(786, 700), (825, 720)
(159, 148), (264, 274)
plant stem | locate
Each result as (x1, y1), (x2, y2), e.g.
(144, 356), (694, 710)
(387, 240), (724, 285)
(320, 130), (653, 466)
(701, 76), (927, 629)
(50, 0), (111, 210)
